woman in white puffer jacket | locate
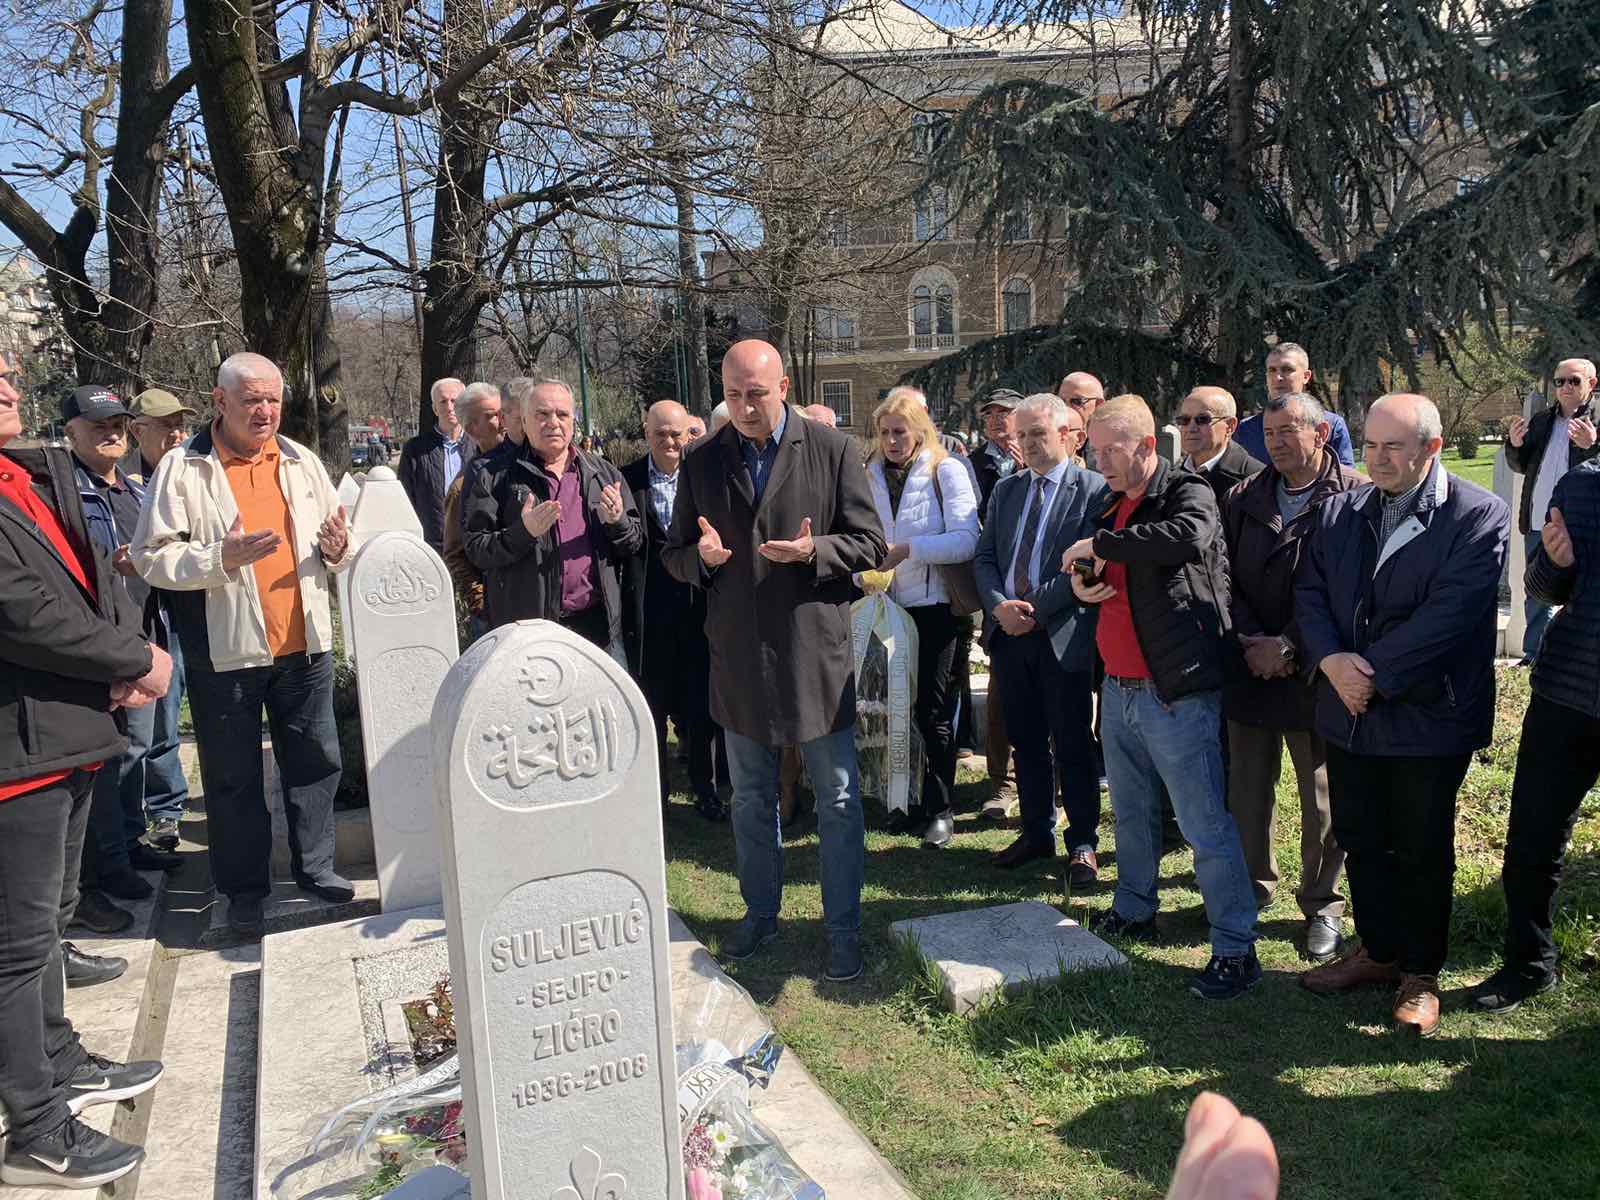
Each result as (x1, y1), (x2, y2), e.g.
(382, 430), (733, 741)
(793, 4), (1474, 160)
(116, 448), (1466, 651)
(862, 389), (980, 847)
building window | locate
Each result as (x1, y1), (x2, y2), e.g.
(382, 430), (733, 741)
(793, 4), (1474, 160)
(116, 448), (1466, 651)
(912, 112), (952, 159)
(1001, 205), (1032, 242)
(821, 380), (852, 427)
(914, 189), (950, 242)
(1456, 173), (1485, 197)
(911, 281), (956, 350)
(814, 307), (857, 354)
(827, 211), (850, 247)
(1002, 277), (1032, 332)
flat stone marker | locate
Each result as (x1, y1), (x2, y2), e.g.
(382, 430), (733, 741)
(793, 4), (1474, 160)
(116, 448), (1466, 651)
(432, 620), (682, 1200)
(890, 900), (1128, 1016)
(350, 530), (458, 911)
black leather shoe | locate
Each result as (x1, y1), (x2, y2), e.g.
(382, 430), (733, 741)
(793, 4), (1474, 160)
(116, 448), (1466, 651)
(990, 837), (1056, 869)
(693, 792), (727, 821)
(921, 810), (955, 848)
(720, 917), (779, 961)
(824, 933), (863, 982)
(0, 1118), (143, 1188)
(1471, 964), (1557, 1014)
(1089, 908), (1159, 942)
(228, 895), (266, 940)
(293, 872), (356, 903)
(128, 843), (182, 872)
(69, 892), (134, 935)
(64, 1053), (164, 1115)
(63, 942), (127, 989)
(94, 867), (153, 901)
(1305, 915), (1343, 963)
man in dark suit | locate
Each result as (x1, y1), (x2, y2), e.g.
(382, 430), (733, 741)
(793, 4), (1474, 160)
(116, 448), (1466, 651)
(398, 377), (476, 553)
(1177, 386), (1263, 512)
(974, 393), (1111, 881)
(622, 400), (723, 820)
(662, 339), (886, 983)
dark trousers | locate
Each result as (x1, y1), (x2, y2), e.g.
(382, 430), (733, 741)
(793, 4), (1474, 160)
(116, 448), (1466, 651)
(907, 603), (961, 817)
(1502, 694), (1600, 977)
(640, 623), (716, 802)
(953, 614), (976, 751)
(992, 628), (1099, 851)
(81, 699), (155, 889)
(187, 651), (341, 900)
(0, 771), (94, 1144)
(560, 603), (626, 670)
(1326, 744), (1470, 975)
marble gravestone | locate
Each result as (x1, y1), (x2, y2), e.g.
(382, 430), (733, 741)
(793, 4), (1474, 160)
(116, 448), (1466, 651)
(432, 621), (683, 1200)
(1156, 423), (1181, 463)
(349, 530), (459, 911)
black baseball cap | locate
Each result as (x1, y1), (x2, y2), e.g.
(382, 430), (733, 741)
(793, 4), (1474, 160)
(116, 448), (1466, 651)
(62, 386), (130, 423)
(980, 388), (1024, 411)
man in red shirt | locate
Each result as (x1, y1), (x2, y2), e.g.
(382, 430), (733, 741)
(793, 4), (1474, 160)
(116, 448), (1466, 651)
(0, 353), (174, 1188)
(1064, 394), (1260, 1001)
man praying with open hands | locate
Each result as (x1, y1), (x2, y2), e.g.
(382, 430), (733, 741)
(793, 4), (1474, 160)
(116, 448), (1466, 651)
(662, 339), (885, 982)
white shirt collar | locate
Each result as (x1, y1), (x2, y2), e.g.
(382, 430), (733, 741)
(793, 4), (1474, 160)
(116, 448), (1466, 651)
(1185, 446), (1227, 473)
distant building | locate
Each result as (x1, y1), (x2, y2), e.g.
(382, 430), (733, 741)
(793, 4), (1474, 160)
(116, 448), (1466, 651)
(0, 254), (72, 431)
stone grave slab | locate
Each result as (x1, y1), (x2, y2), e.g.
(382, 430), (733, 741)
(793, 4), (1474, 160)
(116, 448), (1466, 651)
(337, 471), (362, 510)
(351, 465), (424, 538)
(1156, 423), (1181, 462)
(890, 900), (1128, 1016)
(384, 1165), (471, 1198)
(432, 620), (682, 1200)
(349, 530), (458, 911)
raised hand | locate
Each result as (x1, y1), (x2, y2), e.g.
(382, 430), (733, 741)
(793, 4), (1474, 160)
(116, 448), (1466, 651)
(1543, 505), (1575, 568)
(597, 480), (626, 525)
(1570, 417), (1598, 450)
(1507, 415), (1528, 448)
(221, 512), (283, 572)
(759, 517), (815, 564)
(317, 504), (349, 562)
(697, 516), (732, 567)
(112, 544), (138, 578)
(521, 493), (562, 538)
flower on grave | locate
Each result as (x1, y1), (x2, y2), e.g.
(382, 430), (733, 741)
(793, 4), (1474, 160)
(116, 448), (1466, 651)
(682, 1120), (718, 1170)
(705, 1120), (735, 1161)
(685, 1166), (723, 1200)
(730, 1160), (760, 1195)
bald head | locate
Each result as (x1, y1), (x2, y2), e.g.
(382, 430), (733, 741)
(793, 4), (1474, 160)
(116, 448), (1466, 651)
(802, 404), (838, 428)
(722, 339), (789, 443)
(1364, 392), (1443, 496)
(645, 399), (690, 473)
(1057, 371), (1106, 419)
(1178, 385), (1239, 464)
(1555, 358), (1598, 414)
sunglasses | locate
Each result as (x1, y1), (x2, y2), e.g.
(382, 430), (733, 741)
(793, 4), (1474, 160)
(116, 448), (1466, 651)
(1065, 396), (1103, 409)
(1555, 376), (1587, 387)
(1173, 413), (1220, 427)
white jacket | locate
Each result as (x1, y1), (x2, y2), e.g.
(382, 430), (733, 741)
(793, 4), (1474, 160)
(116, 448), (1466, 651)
(864, 450), (980, 609)
(131, 426), (356, 671)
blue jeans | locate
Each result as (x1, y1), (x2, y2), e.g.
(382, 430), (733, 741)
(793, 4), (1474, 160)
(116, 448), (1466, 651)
(724, 726), (865, 936)
(1524, 529), (1554, 661)
(82, 699), (155, 888)
(1102, 679), (1257, 956)
(143, 626), (190, 824)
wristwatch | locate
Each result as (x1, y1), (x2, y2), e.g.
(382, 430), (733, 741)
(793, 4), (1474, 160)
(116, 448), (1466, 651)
(1277, 637), (1296, 661)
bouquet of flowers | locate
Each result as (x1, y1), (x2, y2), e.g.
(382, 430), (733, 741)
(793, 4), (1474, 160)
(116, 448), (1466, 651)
(851, 589), (925, 814)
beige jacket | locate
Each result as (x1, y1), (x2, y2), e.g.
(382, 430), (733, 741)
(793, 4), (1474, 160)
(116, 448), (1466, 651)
(131, 425), (357, 671)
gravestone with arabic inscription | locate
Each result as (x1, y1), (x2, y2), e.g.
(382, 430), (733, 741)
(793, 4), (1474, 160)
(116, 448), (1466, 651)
(432, 620), (682, 1200)
(349, 530), (458, 911)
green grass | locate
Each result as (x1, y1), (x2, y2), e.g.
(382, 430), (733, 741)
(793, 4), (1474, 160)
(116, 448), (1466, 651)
(1352, 445), (1497, 490)
(662, 668), (1600, 1199)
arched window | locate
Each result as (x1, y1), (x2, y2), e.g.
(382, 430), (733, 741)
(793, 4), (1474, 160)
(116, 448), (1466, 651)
(1002, 277), (1033, 332)
(814, 307), (857, 353)
(910, 272), (957, 349)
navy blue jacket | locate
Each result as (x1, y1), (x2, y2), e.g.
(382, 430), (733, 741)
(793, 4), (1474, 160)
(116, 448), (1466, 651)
(973, 459), (1110, 673)
(1294, 460), (1509, 756)
(1527, 462), (1600, 718)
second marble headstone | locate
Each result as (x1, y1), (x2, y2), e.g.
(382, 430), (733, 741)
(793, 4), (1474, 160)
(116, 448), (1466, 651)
(350, 530), (458, 911)
(432, 620), (682, 1200)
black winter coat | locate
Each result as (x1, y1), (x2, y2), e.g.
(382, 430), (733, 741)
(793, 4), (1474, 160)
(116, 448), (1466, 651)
(661, 408), (886, 745)
(1222, 453), (1365, 730)
(398, 426), (478, 550)
(1295, 460), (1508, 756)
(1195, 439), (1264, 514)
(1504, 402), (1600, 534)
(460, 440), (643, 644)
(0, 446), (154, 786)
(619, 455), (706, 680)
(1527, 462), (1600, 718)
(1090, 457), (1235, 704)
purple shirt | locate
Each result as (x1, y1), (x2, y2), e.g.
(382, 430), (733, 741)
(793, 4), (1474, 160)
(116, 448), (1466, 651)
(541, 457), (597, 615)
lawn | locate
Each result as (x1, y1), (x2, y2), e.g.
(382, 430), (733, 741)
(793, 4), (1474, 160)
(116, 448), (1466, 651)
(662, 667), (1600, 1200)
(1351, 444), (1497, 490)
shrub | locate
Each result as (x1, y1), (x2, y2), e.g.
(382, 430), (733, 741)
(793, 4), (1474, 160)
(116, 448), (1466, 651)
(1456, 428), (1481, 459)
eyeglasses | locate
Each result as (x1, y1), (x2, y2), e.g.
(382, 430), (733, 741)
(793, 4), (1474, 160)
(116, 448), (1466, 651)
(1173, 413), (1219, 427)
(1555, 376), (1587, 388)
(1065, 396), (1103, 409)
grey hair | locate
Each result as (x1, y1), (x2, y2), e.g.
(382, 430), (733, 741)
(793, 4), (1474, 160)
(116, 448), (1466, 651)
(1372, 393), (1444, 443)
(527, 378), (574, 405)
(216, 352), (281, 394)
(458, 381), (501, 419)
(1264, 390), (1324, 428)
(1266, 341), (1311, 369)
(884, 384), (928, 409)
(502, 377), (539, 409)
(1017, 391), (1072, 427)
(429, 377), (464, 404)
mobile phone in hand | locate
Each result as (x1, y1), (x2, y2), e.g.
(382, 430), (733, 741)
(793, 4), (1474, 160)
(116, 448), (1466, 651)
(1071, 557), (1103, 587)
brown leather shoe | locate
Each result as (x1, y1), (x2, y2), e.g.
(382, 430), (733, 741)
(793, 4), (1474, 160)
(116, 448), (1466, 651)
(990, 836), (1056, 869)
(1067, 848), (1099, 886)
(1299, 945), (1401, 995)
(1393, 974), (1441, 1038)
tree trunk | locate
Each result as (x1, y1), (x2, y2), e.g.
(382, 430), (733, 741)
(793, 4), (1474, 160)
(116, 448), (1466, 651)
(1215, 0), (1258, 386)
(673, 183), (712, 414)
